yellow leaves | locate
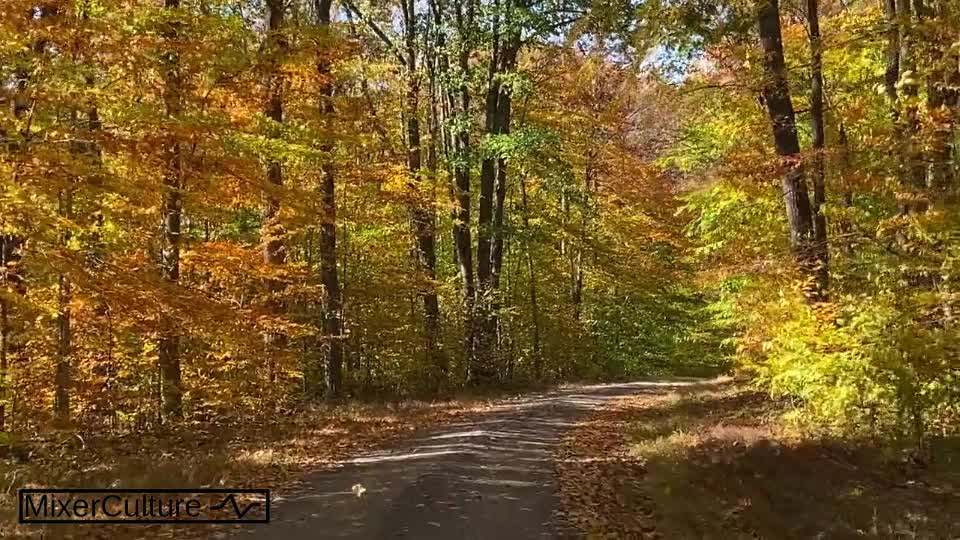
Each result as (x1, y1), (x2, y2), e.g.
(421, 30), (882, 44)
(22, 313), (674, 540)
(381, 164), (413, 195)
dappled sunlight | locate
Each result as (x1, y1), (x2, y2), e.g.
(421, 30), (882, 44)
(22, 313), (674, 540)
(230, 381), (670, 539)
(559, 382), (960, 539)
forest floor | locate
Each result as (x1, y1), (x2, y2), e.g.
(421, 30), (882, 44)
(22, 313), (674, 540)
(0, 391), (514, 539)
(8, 379), (960, 539)
(1, 380), (687, 539)
(558, 379), (960, 539)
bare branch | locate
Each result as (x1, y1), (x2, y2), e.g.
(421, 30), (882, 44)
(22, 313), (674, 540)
(340, 0), (408, 68)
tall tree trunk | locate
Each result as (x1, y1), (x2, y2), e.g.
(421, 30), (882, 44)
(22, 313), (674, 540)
(474, 83), (499, 382)
(884, 0), (900, 109)
(263, 0), (285, 268)
(263, 0), (286, 384)
(54, 189), (72, 424)
(838, 123), (855, 254)
(450, 0), (477, 376)
(490, 97), (510, 291)
(472, 0), (502, 382)
(896, 0), (927, 212)
(474, 2), (520, 381)
(490, 39), (518, 291)
(158, 0), (184, 421)
(757, 0), (816, 280)
(428, 0), (475, 367)
(926, 1), (956, 193)
(0, 235), (24, 431)
(807, 0), (829, 299)
(476, 20), (498, 297)
(519, 174), (542, 378)
(402, 0), (446, 388)
(316, 0), (343, 399)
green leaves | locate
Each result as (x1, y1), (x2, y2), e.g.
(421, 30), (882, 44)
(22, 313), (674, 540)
(480, 125), (559, 160)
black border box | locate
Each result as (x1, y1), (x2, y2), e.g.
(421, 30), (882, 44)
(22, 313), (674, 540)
(18, 488), (271, 524)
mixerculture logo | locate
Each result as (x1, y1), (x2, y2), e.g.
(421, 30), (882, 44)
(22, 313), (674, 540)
(19, 488), (270, 524)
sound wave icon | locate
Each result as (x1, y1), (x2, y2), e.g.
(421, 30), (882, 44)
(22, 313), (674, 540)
(209, 494), (263, 519)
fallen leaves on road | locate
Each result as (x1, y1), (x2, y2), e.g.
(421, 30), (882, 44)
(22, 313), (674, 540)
(556, 393), (665, 539)
(0, 397), (501, 539)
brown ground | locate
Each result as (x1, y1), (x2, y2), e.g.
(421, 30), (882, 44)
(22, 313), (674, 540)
(557, 380), (960, 539)
(0, 396), (501, 539)
(0, 381), (675, 540)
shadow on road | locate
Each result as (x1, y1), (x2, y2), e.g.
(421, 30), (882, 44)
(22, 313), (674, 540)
(229, 380), (713, 540)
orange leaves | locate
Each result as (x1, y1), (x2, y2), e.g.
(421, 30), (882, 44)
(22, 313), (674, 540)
(556, 396), (662, 539)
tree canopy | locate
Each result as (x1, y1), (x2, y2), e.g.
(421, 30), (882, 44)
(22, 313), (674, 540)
(1, 0), (959, 453)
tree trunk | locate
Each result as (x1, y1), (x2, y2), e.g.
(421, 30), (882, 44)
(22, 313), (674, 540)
(263, 0), (286, 384)
(263, 0), (286, 267)
(490, 40), (518, 290)
(807, 0), (829, 299)
(896, 0), (927, 212)
(0, 235), (24, 431)
(926, 2), (956, 193)
(471, 0), (503, 382)
(54, 189), (72, 425)
(474, 5), (520, 381)
(476, 45), (498, 298)
(884, 0), (900, 108)
(316, 0), (343, 399)
(490, 95), (510, 290)
(428, 0), (476, 370)
(449, 0), (477, 377)
(158, 0), (184, 421)
(757, 0), (816, 279)
(519, 174), (542, 379)
(402, 0), (446, 388)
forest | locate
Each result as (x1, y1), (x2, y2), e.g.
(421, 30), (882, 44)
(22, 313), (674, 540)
(1, 0), (960, 536)
(1, 0), (713, 428)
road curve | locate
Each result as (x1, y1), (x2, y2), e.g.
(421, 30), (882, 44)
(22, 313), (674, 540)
(230, 380), (702, 540)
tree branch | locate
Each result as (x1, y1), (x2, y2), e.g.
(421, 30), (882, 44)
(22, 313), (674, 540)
(340, 0), (408, 68)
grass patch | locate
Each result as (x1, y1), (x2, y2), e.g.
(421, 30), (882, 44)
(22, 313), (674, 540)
(638, 386), (960, 539)
(558, 380), (960, 539)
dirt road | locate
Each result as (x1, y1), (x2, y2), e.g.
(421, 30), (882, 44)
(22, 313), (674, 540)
(231, 380), (701, 539)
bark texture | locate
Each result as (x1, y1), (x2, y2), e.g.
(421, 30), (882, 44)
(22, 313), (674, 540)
(402, 0), (446, 387)
(757, 0), (817, 281)
(263, 0), (287, 383)
(317, 0), (343, 399)
(158, 0), (184, 421)
(807, 0), (829, 299)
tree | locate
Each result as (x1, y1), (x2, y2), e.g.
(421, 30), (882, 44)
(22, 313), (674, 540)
(158, 0), (185, 421)
(806, 0), (828, 298)
(316, 0), (343, 399)
(399, 0), (447, 386)
(894, 0), (926, 212)
(474, 0), (523, 382)
(756, 0), (817, 291)
(262, 0), (288, 383)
